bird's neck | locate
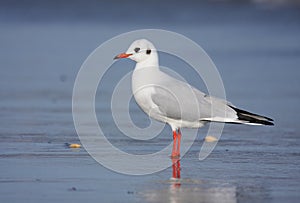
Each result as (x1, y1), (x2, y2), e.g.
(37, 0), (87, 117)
(134, 52), (159, 71)
(132, 53), (160, 96)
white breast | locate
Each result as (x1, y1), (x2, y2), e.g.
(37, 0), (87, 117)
(133, 86), (157, 113)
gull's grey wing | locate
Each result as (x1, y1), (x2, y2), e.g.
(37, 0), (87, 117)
(150, 73), (238, 122)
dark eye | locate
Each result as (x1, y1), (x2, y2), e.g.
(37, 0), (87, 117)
(134, 47), (140, 53)
(146, 49), (151, 55)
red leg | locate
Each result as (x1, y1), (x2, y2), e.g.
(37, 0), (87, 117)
(171, 130), (178, 158)
(177, 128), (181, 157)
(176, 159), (181, 179)
(171, 157), (181, 188)
(171, 129), (181, 158)
(172, 158), (176, 178)
(171, 130), (181, 186)
(171, 157), (181, 179)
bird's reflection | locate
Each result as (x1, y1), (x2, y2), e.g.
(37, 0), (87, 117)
(141, 157), (238, 203)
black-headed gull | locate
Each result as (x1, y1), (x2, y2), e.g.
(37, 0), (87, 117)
(114, 39), (273, 158)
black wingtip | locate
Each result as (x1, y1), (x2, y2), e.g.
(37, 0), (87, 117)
(259, 120), (274, 126)
(229, 105), (274, 126)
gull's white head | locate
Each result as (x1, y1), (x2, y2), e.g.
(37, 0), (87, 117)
(114, 39), (157, 63)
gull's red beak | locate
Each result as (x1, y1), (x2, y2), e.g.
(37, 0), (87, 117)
(113, 53), (132, 60)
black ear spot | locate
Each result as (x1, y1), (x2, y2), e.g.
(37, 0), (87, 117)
(146, 49), (151, 55)
(134, 47), (140, 53)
